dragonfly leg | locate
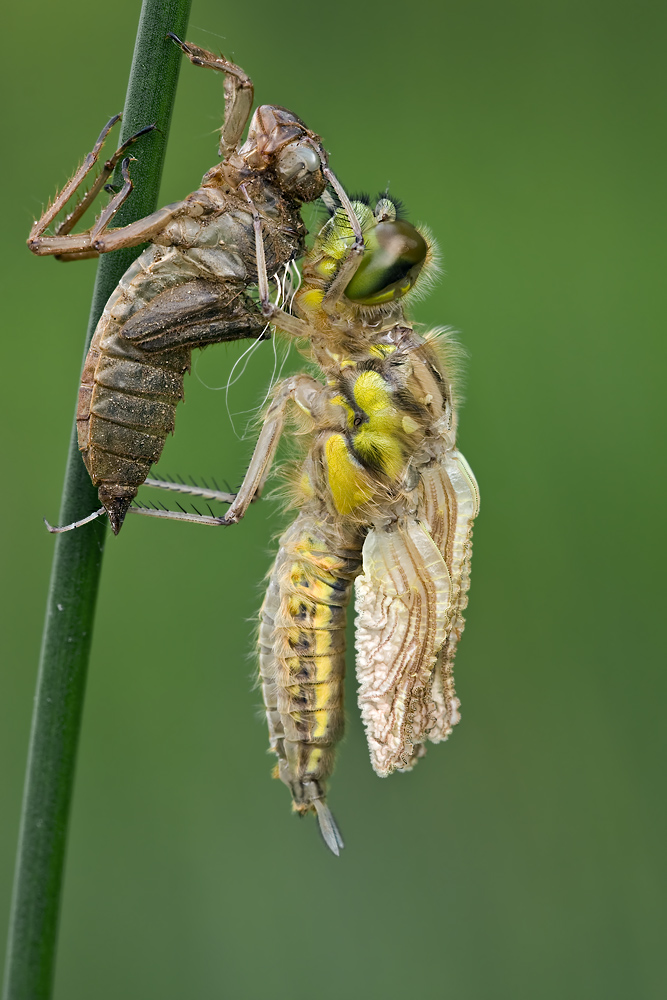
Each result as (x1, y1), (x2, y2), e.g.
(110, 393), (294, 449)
(44, 508), (107, 534)
(312, 160), (366, 314)
(168, 33), (254, 158)
(315, 169), (367, 314)
(321, 166), (364, 247)
(29, 195), (188, 258)
(43, 491), (234, 533)
(45, 376), (317, 534)
(128, 505), (229, 526)
(319, 241), (365, 314)
(222, 373), (322, 524)
(143, 478), (236, 504)
(28, 117), (156, 260)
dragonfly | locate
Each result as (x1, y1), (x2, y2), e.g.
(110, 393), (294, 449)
(73, 189), (480, 854)
(29, 34), (360, 534)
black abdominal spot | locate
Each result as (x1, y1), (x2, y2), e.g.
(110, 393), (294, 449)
(289, 634), (314, 654)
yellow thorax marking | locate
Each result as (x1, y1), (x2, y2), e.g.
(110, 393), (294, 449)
(351, 370), (404, 479)
(299, 471), (315, 497)
(313, 257), (338, 279)
(298, 288), (325, 311)
(330, 393), (355, 429)
(368, 344), (397, 358)
(325, 434), (373, 514)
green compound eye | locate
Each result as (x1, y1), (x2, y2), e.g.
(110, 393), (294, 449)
(345, 220), (428, 306)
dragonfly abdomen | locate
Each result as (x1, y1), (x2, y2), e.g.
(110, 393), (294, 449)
(258, 512), (362, 817)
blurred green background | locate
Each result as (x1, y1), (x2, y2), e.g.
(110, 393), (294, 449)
(1, 0), (665, 997)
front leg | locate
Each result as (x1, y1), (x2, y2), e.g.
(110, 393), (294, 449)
(168, 33), (254, 159)
(319, 242), (365, 314)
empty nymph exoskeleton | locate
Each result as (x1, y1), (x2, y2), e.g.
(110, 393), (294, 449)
(29, 34), (360, 533)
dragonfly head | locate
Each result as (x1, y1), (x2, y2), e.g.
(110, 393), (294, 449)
(317, 195), (436, 309)
(239, 105), (326, 203)
(346, 199), (429, 306)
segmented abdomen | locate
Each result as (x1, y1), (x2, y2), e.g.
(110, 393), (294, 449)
(258, 512), (363, 813)
(76, 245), (263, 532)
(78, 327), (188, 532)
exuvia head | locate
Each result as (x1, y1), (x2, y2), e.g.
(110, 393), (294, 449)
(238, 105), (326, 202)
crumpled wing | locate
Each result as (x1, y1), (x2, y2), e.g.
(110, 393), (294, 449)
(355, 518), (452, 776)
(419, 449), (480, 742)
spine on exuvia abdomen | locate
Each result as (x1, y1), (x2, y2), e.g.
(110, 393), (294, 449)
(76, 319), (190, 532)
(258, 512), (363, 812)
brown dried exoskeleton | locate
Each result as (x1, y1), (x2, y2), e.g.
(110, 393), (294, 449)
(29, 35), (357, 533)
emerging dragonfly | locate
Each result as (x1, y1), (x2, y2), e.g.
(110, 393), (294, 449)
(38, 37), (478, 853)
(93, 191), (480, 854)
(29, 35), (359, 533)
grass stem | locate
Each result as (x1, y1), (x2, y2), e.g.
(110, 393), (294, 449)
(2, 3), (192, 996)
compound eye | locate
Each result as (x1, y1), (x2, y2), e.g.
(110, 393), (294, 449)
(344, 220), (428, 305)
(275, 141), (325, 200)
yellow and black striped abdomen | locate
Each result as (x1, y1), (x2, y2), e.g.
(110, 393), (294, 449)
(258, 512), (363, 814)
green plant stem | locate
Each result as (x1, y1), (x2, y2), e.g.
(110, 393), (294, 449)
(2, 2), (192, 997)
